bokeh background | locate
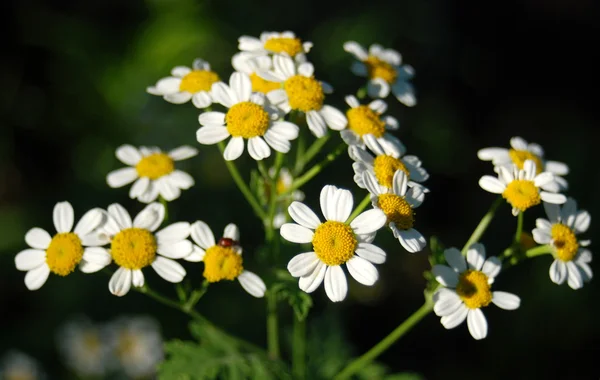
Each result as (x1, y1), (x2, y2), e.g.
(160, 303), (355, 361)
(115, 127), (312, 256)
(1, 0), (599, 378)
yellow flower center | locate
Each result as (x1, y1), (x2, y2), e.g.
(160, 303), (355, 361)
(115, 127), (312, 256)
(202, 246), (244, 282)
(312, 221), (357, 266)
(250, 73), (281, 94)
(225, 101), (270, 138)
(346, 105), (386, 138)
(508, 149), (543, 174)
(284, 75), (324, 112)
(377, 194), (414, 230)
(502, 180), (541, 212)
(263, 37), (303, 57)
(178, 70), (220, 93)
(45, 232), (84, 276)
(456, 270), (492, 309)
(364, 56), (398, 84)
(111, 228), (157, 270)
(373, 155), (409, 188)
(135, 153), (175, 180)
(551, 224), (579, 262)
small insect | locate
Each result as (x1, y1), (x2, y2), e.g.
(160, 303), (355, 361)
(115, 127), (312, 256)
(218, 237), (239, 247)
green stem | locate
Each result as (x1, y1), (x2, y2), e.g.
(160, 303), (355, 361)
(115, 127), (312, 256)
(266, 152), (285, 238)
(266, 289), (280, 360)
(461, 196), (504, 254)
(294, 135), (306, 175)
(159, 196), (169, 223)
(297, 135), (330, 173)
(347, 194), (372, 223)
(292, 316), (306, 380)
(525, 244), (553, 258)
(334, 301), (433, 380)
(218, 142), (266, 220)
(515, 211), (524, 244)
(183, 280), (209, 312)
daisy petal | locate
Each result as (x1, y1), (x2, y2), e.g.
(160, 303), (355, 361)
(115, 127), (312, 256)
(540, 192), (567, 205)
(107, 204), (133, 230)
(248, 137), (271, 161)
(156, 222), (190, 243)
(574, 210), (591, 234)
(196, 126), (230, 145)
(280, 224), (314, 244)
(230, 72), (252, 102)
(15, 249), (46, 271)
(164, 92), (192, 104)
(74, 208), (104, 236)
(288, 202), (320, 229)
(199, 112), (226, 126)
(481, 256), (502, 279)
(24, 264), (50, 291)
(131, 269), (145, 287)
(224, 137), (244, 161)
(25, 228), (51, 249)
(306, 111), (327, 138)
(566, 261), (583, 289)
(108, 267), (132, 296)
(355, 242), (386, 264)
(190, 221), (215, 249)
(288, 252), (320, 277)
(133, 203), (164, 232)
(350, 209), (386, 234)
(223, 223), (240, 240)
(157, 240), (193, 259)
(396, 228), (427, 253)
(346, 256), (378, 286)
(467, 309), (488, 340)
(444, 248), (467, 273)
(432, 265), (459, 287)
(549, 259), (567, 284)
(185, 245), (205, 262)
(324, 266), (348, 302)
(299, 262), (326, 293)
(492, 291), (520, 310)
(466, 243), (486, 271)
(440, 305), (468, 329)
(169, 146), (198, 161)
(53, 201), (74, 233)
(82, 247), (111, 266)
(238, 271), (266, 298)
(367, 78), (390, 98)
(152, 257), (186, 283)
(433, 288), (462, 316)
(478, 176), (505, 194)
(192, 91), (212, 109)
(116, 145), (142, 165)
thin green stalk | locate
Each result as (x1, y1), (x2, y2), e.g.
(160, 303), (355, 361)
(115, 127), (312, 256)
(292, 316), (306, 380)
(266, 289), (280, 360)
(297, 135), (330, 173)
(347, 194), (372, 223)
(525, 244), (553, 258)
(334, 301), (433, 380)
(294, 135), (306, 175)
(257, 160), (270, 180)
(515, 211), (524, 244)
(461, 196), (504, 254)
(183, 280), (209, 312)
(218, 142), (266, 220)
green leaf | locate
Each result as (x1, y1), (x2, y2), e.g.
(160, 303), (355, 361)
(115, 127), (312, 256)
(272, 279), (313, 321)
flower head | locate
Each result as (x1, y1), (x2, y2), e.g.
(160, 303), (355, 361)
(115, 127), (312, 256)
(196, 72), (299, 161)
(280, 185), (387, 302)
(268, 167), (305, 229)
(107, 145), (197, 203)
(479, 160), (566, 215)
(532, 198), (592, 289)
(232, 53), (282, 94)
(57, 316), (110, 377)
(147, 58), (219, 108)
(15, 201), (111, 290)
(343, 41), (416, 106)
(238, 31), (312, 60)
(432, 244), (521, 340)
(0, 351), (45, 380)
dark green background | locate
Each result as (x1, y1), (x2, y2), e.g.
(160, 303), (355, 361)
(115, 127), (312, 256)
(1, 0), (598, 378)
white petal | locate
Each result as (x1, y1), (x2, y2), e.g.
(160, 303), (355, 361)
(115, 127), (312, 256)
(492, 291), (520, 310)
(392, 170), (408, 196)
(478, 176), (506, 194)
(367, 78), (390, 98)
(477, 147), (507, 162)
(269, 121), (300, 140)
(280, 223), (314, 244)
(164, 91), (193, 104)
(224, 137), (244, 161)
(223, 223), (240, 240)
(80, 232), (110, 247)
(574, 210), (591, 234)
(299, 262), (326, 293)
(432, 265), (459, 287)
(440, 304), (468, 329)
(157, 178), (181, 202)
(73, 208), (103, 237)
(168, 170), (194, 189)
(15, 249), (46, 271)
(82, 247), (111, 266)
(544, 202), (561, 223)
(306, 111), (327, 138)
(129, 177), (150, 199)
(545, 160), (569, 176)
(133, 203), (164, 232)
(392, 81), (416, 107)
(107, 203), (133, 230)
(211, 82), (236, 107)
(107, 167), (138, 188)
(274, 55), (296, 79)
(192, 91), (212, 108)
(481, 256), (502, 279)
(298, 62), (314, 77)
(288, 202), (320, 229)
(320, 106), (347, 131)
(324, 266), (348, 302)
(345, 95), (360, 108)
(534, 172), (554, 187)
(444, 248), (467, 273)
(343, 41), (368, 60)
(190, 221), (215, 249)
(169, 146), (198, 161)
(368, 99), (387, 114)
(433, 288), (462, 316)
(549, 259), (567, 284)
(116, 145), (142, 165)
(156, 222), (190, 243)
(185, 245), (206, 262)
(137, 182), (160, 203)
(53, 201), (74, 233)
(199, 111), (226, 126)
(131, 269), (145, 287)
(566, 261), (583, 289)
(350, 209), (386, 234)
(230, 72), (252, 102)
(147, 77), (180, 95)
(396, 228), (427, 253)
(247, 137), (271, 161)
(324, 187), (353, 222)
(152, 256), (186, 283)
(157, 240), (192, 259)
(79, 261), (108, 274)
(288, 252), (320, 277)
(346, 256), (378, 286)
(384, 115), (399, 130)
(24, 264), (50, 290)
(362, 171), (383, 196)
(266, 89), (288, 105)
(466, 243), (486, 270)
(109, 267), (132, 297)
(540, 192), (566, 205)
(196, 126), (230, 145)
(25, 228), (51, 249)
(238, 271), (266, 298)
(355, 243), (386, 264)
(467, 309), (488, 340)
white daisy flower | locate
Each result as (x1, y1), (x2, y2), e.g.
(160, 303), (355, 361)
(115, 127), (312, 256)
(477, 136), (569, 191)
(532, 198), (592, 289)
(0, 351), (45, 380)
(362, 170), (427, 253)
(238, 31), (312, 60)
(343, 41), (416, 106)
(263, 55), (347, 137)
(196, 72), (299, 161)
(268, 167), (305, 229)
(106, 145), (197, 204)
(14, 201), (111, 290)
(232, 52), (282, 94)
(281, 185), (387, 302)
(189, 222), (266, 298)
(479, 160), (566, 216)
(432, 244), (521, 340)
(101, 203), (190, 296)
(146, 58), (219, 108)
(57, 317), (109, 377)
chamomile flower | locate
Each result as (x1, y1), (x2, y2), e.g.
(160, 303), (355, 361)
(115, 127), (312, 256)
(362, 170), (426, 253)
(232, 52), (281, 94)
(146, 58), (219, 108)
(343, 41), (416, 106)
(107, 145), (197, 203)
(479, 160), (566, 216)
(268, 167), (305, 229)
(189, 222), (266, 297)
(263, 55), (347, 137)
(101, 203), (190, 296)
(57, 317), (109, 377)
(197, 72), (299, 161)
(281, 185), (387, 302)
(532, 199), (593, 289)
(238, 31), (312, 60)
(432, 244), (521, 340)
(14, 202), (111, 290)
(478, 136), (569, 191)
(0, 351), (45, 380)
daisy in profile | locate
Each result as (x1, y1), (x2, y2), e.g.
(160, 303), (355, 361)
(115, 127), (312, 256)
(432, 244), (521, 340)
(106, 145), (197, 203)
(57, 316), (109, 377)
(479, 160), (566, 216)
(281, 185), (387, 302)
(15, 201), (111, 290)
(232, 52), (281, 94)
(196, 72), (299, 161)
(189, 221), (266, 297)
(263, 55), (347, 137)
(146, 58), (219, 108)
(362, 170), (426, 253)
(267, 167), (305, 229)
(532, 199), (592, 289)
(0, 351), (45, 380)
(478, 136), (569, 191)
(101, 203), (190, 296)
(343, 41), (416, 106)
(238, 31), (312, 60)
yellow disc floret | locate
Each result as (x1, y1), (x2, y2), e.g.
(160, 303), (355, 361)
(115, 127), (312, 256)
(46, 232), (84, 276)
(264, 37), (303, 57)
(456, 270), (492, 309)
(551, 224), (579, 262)
(373, 155), (409, 188)
(284, 75), (324, 112)
(502, 180), (541, 212)
(377, 194), (414, 230)
(508, 149), (543, 174)
(364, 56), (398, 84)
(135, 153), (175, 180)
(111, 228), (157, 270)
(202, 246), (244, 282)
(250, 73), (281, 94)
(312, 221), (357, 266)
(179, 70), (220, 93)
(346, 105), (386, 138)
(226, 101), (270, 138)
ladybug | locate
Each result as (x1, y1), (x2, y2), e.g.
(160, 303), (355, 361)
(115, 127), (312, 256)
(218, 237), (239, 247)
